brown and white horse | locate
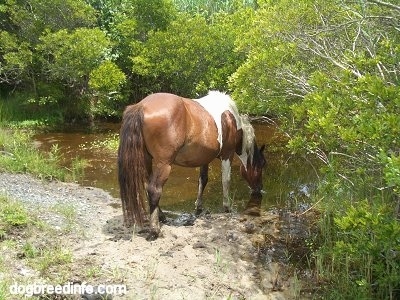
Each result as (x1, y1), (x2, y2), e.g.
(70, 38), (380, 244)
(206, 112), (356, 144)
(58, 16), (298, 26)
(118, 91), (265, 240)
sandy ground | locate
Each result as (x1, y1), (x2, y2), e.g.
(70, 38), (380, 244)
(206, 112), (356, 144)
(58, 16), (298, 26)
(0, 173), (299, 299)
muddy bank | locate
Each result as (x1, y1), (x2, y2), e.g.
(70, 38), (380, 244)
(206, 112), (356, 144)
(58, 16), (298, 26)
(0, 173), (301, 299)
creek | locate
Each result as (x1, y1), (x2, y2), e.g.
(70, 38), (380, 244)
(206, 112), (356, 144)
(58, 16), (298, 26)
(34, 122), (318, 214)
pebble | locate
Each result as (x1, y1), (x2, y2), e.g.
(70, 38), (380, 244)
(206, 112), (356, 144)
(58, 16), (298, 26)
(0, 172), (118, 228)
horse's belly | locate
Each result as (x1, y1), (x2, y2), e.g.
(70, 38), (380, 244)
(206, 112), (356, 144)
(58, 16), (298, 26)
(173, 144), (219, 167)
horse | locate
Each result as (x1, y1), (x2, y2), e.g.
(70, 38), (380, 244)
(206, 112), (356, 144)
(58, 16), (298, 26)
(118, 91), (266, 240)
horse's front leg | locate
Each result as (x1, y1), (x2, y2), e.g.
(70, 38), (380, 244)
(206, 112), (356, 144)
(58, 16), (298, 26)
(195, 164), (209, 215)
(221, 158), (232, 212)
(146, 163), (171, 241)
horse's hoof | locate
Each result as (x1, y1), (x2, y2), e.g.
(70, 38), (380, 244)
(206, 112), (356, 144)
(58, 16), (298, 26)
(243, 206), (261, 216)
(223, 206), (231, 213)
(159, 210), (167, 223)
(146, 231), (159, 241)
(195, 208), (203, 216)
(195, 209), (211, 218)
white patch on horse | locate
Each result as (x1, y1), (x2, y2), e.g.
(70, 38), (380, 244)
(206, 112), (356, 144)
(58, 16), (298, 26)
(194, 91), (242, 150)
(194, 91), (255, 170)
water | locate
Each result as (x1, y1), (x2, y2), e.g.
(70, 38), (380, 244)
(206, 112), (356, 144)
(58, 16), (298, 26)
(34, 122), (319, 213)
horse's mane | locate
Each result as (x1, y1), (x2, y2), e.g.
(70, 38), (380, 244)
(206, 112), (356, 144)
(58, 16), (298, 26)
(238, 114), (255, 166)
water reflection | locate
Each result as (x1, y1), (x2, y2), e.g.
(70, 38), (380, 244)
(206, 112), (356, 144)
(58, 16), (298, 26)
(34, 122), (319, 213)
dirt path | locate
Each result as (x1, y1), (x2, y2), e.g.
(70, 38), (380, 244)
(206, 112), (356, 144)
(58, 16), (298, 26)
(0, 173), (297, 299)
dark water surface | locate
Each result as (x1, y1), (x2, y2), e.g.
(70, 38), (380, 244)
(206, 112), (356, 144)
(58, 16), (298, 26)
(34, 122), (319, 213)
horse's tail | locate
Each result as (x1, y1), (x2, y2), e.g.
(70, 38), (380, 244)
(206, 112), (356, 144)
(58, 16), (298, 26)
(118, 105), (147, 227)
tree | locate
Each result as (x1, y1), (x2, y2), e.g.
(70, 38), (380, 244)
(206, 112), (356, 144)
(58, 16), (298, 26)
(229, 0), (399, 178)
(2, 0), (96, 43)
(0, 0), (97, 93)
(88, 60), (126, 117)
(37, 27), (126, 118)
(130, 0), (177, 40)
(0, 31), (32, 85)
(229, 0), (330, 115)
(132, 11), (247, 97)
(38, 28), (112, 89)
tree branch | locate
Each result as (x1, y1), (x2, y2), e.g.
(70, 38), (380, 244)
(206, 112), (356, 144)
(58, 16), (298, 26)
(367, 0), (400, 12)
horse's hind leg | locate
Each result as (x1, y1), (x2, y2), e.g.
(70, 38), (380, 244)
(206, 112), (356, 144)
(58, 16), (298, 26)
(195, 164), (209, 215)
(146, 163), (171, 241)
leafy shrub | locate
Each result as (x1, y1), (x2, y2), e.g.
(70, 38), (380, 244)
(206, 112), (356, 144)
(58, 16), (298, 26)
(316, 199), (400, 299)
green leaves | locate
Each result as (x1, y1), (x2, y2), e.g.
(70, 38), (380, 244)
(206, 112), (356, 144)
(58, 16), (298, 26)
(132, 12), (243, 96)
(38, 28), (112, 86)
(89, 61), (126, 92)
(330, 200), (400, 298)
(3, 0), (96, 43)
(0, 31), (32, 84)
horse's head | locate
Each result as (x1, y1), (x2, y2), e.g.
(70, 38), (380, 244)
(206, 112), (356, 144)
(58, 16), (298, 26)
(240, 142), (266, 195)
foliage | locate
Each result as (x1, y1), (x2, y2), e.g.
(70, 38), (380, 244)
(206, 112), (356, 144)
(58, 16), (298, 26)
(1, 0), (96, 43)
(38, 28), (112, 87)
(0, 0), (255, 118)
(0, 90), (64, 127)
(172, 0), (257, 18)
(0, 30), (32, 85)
(130, 0), (177, 39)
(382, 154), (400, 196)
(289, 71), (400, 188)
(0, 129), (66, 180)
(0, 0), (124, 121)
(229, 0), (325, 115)
(0, 128), (87, 182)
(132, 11), (246, 96)
(88, 60), (127, 117)
(316, 199), (400, 299)
(226, 1), (400, 298)
(89, 61), (126, 92)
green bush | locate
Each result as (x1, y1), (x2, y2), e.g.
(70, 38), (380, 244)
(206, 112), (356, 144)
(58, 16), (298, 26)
(315, 197), (400, 299)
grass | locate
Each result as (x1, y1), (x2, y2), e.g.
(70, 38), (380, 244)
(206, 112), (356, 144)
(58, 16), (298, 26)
(213, 248), (228, 274)
(0, 195), (32, 238)
(0, 97), (75, 182)
(33, 245), (73, 276)
(0, 193), (127, 299)
(50, 202), (78, 234)
(0, 127), (89, 183)
(0, 194), (79, 299)
(0, 95), (64, 129)
(0, 129), (67, 180)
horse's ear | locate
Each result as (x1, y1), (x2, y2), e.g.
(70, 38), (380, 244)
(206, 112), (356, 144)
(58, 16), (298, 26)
(260, 144), (266, 153)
